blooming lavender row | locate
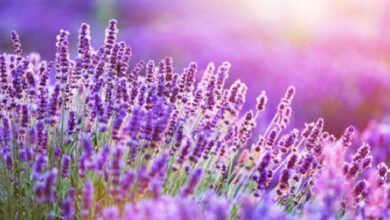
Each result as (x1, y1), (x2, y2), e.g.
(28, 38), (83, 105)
(0, 19), (389, 220)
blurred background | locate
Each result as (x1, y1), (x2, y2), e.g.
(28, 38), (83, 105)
(0, 0), (390, 135)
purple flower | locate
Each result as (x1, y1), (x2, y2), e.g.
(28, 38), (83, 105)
(46, 84), (61, 124)
(18, 146), (33, 162)
(10, 31), (22, 57)
(55, 30), (70, 83)
(61, 155), (71, 178)
(341, 126), (354, 148)
(150, 154), (168, 178)
(61, 188), (75, 220)
(112, 108), (126, 142)
(305, 118), (324, 151)
(1, 118), (11, 146)
(377, 162), (389, 186)
(54, 145), (62, 159)
(109, 147), (124, 197)
(34, 168), (58, 203)
(5, 154), (13, 170)
(256, 91), (267, 112)
(81, 180), (94, 218)
(20, 104), (29, 128)
(181, 168), (203, 197)
(102, 206), (120, 219)
(176, 139), (192, 166)
(353, 179), (368, 202)
(103, 19), (118, 60)
(137, 165), (151, 195)
(33, 153), (48, 180)
(96, 144), (110, 171)
(78, 23), (92, 73)
(120, 171), (135, 194)
(276, 169), (290, 196)
(66, 110), (76, 135)
(78, 137), (94, 176)
(81, 137), (93, 158)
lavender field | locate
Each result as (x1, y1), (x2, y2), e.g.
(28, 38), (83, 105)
(0, 1), (390, 219)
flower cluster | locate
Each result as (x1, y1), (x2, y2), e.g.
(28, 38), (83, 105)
(0, 19), (389, 220)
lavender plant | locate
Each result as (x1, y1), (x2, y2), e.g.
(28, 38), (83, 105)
(0, 19), (389, 220)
